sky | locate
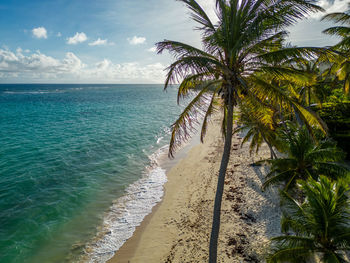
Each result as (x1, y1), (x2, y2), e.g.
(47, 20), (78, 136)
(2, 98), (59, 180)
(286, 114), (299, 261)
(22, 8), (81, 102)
(0, 0), (347, 84)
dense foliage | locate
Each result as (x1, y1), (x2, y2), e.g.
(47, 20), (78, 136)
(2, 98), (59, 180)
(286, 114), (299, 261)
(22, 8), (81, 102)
(261, 125), (348, 192)
(159, 1), (350, 262)
(267, 176), (350, 263)
(315, 102), (350, 157)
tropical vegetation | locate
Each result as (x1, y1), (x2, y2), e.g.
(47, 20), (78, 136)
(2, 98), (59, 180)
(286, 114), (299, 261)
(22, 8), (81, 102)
(261, 125), (348, 192)
(267, 176), (350, 263)
(158, 0), (350, 262)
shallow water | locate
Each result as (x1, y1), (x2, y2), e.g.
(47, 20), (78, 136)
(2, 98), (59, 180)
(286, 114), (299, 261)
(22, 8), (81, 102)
(0, 84), (183, 263)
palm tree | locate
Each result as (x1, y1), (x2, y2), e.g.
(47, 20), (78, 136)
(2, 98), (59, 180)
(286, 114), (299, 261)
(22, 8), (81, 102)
(262, 125), (348, 191)
(288, 57), (324, 106)
(267, 176), (350, 263)
(234, 101), (280, 159)
(322, 11), (350, 95)
(156, 0), (324, 261)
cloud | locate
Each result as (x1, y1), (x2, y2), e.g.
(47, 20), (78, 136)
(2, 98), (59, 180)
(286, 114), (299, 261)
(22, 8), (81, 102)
(127, 36), (146, 45)
(88, 38), (114, 46)
(89, 60), (164, 82)
(67, 32), (87, 44)
(32, 27), (47, 39)
(57, 32), (62, 37)
(0, 48), (165, 83)
(309, 0), (348, 19)
(0, 48), (83, 76)
(147, 46), (157, 52)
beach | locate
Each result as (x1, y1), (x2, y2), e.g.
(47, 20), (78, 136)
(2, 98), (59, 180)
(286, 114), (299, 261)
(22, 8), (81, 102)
(109, 116), (282, 263)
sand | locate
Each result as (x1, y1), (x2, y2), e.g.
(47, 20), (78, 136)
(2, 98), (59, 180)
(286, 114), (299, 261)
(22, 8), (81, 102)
(108, 116), (282, 263)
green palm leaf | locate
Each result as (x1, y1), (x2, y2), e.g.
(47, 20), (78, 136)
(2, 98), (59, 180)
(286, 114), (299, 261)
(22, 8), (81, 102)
(168, 87), (210, 157)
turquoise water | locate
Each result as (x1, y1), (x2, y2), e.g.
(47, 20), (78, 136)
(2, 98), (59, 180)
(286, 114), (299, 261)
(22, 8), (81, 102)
(0, 84), (182, 263)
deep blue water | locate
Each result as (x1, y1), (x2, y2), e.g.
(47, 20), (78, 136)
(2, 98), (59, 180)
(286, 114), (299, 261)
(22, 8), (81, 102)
(0, 84), (182, 263)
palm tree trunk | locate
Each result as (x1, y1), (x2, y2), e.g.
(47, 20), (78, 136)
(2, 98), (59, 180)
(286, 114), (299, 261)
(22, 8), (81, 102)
(268, 143), (277, 159)
(260, 133), (277, 159)
(209, 103), (234, 263)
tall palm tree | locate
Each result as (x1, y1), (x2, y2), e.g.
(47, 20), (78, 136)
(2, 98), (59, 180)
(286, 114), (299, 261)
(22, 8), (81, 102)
(262, 125), (348, 191)
(156, 0), (324, 261)
(267, 176), (350, 263)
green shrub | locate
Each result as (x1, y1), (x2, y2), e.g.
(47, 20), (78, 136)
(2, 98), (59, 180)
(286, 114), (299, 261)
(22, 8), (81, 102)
(314, 102), (350, 158)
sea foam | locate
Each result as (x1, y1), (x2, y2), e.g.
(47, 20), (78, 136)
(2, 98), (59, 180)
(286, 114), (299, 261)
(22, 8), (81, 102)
(83, 147), (168, 263)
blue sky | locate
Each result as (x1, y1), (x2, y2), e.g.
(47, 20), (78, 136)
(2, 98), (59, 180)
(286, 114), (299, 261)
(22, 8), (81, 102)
(0, 0), (347, 83)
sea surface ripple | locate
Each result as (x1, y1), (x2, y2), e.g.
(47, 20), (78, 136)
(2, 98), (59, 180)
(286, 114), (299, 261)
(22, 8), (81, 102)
(0, 84), (182, 263)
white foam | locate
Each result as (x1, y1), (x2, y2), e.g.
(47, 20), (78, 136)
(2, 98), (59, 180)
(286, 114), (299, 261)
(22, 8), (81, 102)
(82, 149), (168, 263)
(156, 136), (163, 144)
(2, 90), (65, 94)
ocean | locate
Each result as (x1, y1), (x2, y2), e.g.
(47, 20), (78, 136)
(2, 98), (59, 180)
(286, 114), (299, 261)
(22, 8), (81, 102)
(0, 84), (184, 263)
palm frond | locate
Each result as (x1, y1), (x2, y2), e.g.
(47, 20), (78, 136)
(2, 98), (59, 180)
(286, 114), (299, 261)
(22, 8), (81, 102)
(168, 87), (210, 157)
(267, 246), (312, 263)
(178, 0), (216, 35)
(157, 40), (217, 60)
(323, 26), (350, 37)
(262, 169), (297, 190)
(256, 47), (326, 64)
(293, 103), (328, 133)
(162, 55), (223, 90)
(200, 86), (221, 142)
(177, 74), (216, 103)
(322, 12), (350, 24)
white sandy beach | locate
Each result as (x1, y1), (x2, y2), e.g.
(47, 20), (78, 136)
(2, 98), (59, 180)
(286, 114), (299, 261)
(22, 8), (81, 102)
(109, 116), (282, 263)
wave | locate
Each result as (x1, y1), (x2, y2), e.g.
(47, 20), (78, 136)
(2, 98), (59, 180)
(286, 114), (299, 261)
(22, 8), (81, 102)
(2, 87), (84, 95)
(81, 146), (168, 263)
(2, 90), (66, 94)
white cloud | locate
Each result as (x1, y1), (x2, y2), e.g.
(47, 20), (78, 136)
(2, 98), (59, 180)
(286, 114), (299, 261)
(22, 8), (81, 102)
(67, 32), (87, 44)
(57, 32), (62, 37)
(61, 52), (84, 72)
(88, 38), (114, 46)
(88, 61), (164, 82)
(147, 46), (157, 52)
(96, 59), (111, 69)
(127, 36), (146, 45)
(32, 27), (47, 39)
(0, 49), (82, 76)
(0, 48), (165, 83)
(309, 0), (348, 19)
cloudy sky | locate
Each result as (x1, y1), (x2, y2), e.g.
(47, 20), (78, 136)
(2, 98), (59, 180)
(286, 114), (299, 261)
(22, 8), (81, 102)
(0, 0), (347, 83)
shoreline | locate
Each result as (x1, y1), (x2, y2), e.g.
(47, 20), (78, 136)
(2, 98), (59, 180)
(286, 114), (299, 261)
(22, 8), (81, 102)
(107, 129), (202, 263)
(80, 125), (201, 263)
(107, 131), (202, 262)
(109, 117), (281, 262)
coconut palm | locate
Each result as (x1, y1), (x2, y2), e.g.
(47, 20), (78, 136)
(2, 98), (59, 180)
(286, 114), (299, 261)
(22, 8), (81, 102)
(156, 0), (325, 261)
(262, 125), (348, 191)
(288, 57), (326, 106)
(234, 101), (280, 159)
(267, 176), (350, 263)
